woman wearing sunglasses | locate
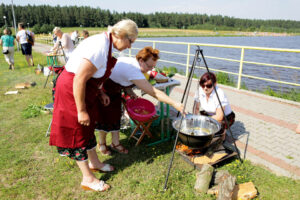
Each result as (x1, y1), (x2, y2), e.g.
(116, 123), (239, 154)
(193, 72), (235, 141)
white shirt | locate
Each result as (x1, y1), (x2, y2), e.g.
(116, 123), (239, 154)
(194, 85), (232, 116)
(66, 33), (110, 78)
(71, 31), (78, 41)
(55, 33), (74, 59)
(16, 30), (33, 44)
(109, 57), (145, 86)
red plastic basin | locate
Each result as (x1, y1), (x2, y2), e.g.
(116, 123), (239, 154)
(126, 98), (156, 122)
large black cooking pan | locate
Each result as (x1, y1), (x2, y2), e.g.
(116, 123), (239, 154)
(172, 114), (221, 149)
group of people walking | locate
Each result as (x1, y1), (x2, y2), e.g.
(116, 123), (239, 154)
(0, 22), (35, 70)
(1, 23), (89, 70)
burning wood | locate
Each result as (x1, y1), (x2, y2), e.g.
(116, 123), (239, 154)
(176, 143), (202, 155)
(176, 142), (227, 165)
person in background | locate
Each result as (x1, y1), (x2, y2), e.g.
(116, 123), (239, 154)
(52, 33), (57, 44)
(49, 19), (138, 192)
(96, 46), (184, 155)
(82, 30), (89, 39)
(16, 22), (34, 66)
(51, 27), (74, 60)
(193, 72), (235, 141)
(71, 30), (79, 45)
(0, 28), (15, 70)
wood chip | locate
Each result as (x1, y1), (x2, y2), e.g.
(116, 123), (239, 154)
(4, 90), (18, 95)
(191, 153), (227, 164)
(15, 82), (31, 89)
(232, 182), (257, 200)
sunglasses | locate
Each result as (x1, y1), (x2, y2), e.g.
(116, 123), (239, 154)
(144, 61), (154, 69)
(201, 83), (213, 89)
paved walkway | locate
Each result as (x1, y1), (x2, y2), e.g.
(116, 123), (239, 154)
(169, 74), (300, 180)
(33, 43), (300, 180)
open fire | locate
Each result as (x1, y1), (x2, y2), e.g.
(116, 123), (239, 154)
(176, 141), (237, 168)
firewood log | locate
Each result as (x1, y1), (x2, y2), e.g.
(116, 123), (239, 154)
(194, 164), (214, 193)
(215, 170), (236, 200)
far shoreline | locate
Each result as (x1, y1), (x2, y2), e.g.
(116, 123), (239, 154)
(57, 27), (300, 38)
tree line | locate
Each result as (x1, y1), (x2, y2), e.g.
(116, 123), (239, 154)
(1, 4), (300, 34)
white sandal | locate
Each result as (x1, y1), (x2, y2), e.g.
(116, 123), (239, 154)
(81, 180), (110, 192)
(90, 163), (114, 173)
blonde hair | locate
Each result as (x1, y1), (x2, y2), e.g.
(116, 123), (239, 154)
(108, 19), (138, 40)
(53, 27), (61, 34)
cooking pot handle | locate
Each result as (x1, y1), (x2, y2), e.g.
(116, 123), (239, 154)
(213, 128), (225, 138)
(213, 133), (222, 138)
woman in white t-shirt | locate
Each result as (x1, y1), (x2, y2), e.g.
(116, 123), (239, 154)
(96, 46), (184, 155)
(49, 19), (138, 192)
(193, 72), (235, 140)
(51, 27), (74, 61)
(16, 22), (35, 66)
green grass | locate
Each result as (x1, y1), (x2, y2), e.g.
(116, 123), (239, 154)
(1, 51), (300, 199)
(262, 87), (300, 102)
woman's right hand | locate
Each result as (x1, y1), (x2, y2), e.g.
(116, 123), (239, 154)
(78, 111), (90, 126)
(174, 102), (187, 117)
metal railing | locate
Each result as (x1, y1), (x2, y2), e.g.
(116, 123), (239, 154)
(131, 39), (300, 90)
(36, 36), (300, 90)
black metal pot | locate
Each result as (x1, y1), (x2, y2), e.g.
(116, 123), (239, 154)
(172, 114), (221, 149)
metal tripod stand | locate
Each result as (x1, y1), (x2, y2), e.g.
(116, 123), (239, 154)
(163, 46), (242, 190)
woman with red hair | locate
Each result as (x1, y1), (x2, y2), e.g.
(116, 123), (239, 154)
(96, 46), (184, 155)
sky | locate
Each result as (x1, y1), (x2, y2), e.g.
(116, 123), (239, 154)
(1, 0), (300, 21)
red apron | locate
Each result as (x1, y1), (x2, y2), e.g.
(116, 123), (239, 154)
(50, 32), (117, 148)
(95, 78), (123, 131)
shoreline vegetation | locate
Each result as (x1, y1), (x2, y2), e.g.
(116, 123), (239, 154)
(137, 28), (299, 37)
(60, 27), (300, 38)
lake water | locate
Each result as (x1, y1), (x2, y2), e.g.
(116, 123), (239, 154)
(125, 36), (300, 92)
